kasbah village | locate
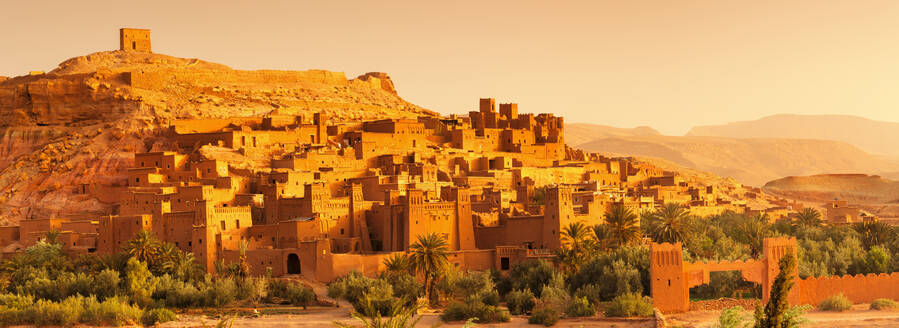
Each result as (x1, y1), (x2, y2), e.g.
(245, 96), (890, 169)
(0, 29), (897, 328)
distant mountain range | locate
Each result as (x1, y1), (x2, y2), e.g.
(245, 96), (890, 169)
(568, 115), (899, 186)
(687, 114), (899, 157)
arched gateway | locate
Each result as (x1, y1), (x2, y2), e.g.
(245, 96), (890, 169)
(287, 253), (301, 275)
(650, 237), (799, 313)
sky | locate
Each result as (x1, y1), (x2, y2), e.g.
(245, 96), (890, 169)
(2, 0), (899, 135)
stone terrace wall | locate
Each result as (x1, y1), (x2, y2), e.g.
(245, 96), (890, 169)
(799, 272), (899, 305)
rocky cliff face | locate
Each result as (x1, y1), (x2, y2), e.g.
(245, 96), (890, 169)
(0, 51), (433, 223)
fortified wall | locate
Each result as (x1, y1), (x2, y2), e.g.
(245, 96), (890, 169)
(652, 237), (899, 313)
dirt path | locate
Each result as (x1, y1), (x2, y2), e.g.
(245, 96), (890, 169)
(158, 303), (899, 327)
(667, 304), (899, 327)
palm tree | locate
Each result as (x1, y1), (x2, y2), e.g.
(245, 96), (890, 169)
(793, 208), (823, 228)
(854, 221), (893, 249)
(172, 252), (203, 282)
(333, 298), (423, 328)
(42, 230), (61, 245)
(561, 222), (592, 253)
(408, 233), (449, 305)
(383, 253), (411, 277)
(591, 224), (612, 251)
(735, 214), (771, 257)
(648, 203), (692, 243)
(604, 205), (641, 248)
(123, 230), (161, 267)
(237, 239), (250, 278)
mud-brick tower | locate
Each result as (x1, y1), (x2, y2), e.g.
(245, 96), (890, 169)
(762, 237), (800, 305)
(120, 28), (151, 52)
(650, 242), (689, 313)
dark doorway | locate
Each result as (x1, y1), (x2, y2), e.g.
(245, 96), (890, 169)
(287, 253), (301, 274)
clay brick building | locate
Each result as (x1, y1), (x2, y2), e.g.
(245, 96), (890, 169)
(120, 28), (151, 52)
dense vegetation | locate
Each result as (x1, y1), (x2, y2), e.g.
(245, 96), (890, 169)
(0, 230), (314, 326)
(328, 204), (899, 326)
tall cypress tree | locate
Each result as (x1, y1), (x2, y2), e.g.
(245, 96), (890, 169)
(754, 253), (796, 328)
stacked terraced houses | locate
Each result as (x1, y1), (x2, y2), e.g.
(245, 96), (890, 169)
(0, 97), (768, 281)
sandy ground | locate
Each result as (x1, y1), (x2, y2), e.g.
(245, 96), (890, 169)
(155, 303), (899, 328)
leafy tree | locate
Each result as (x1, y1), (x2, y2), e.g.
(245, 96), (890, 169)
(408, 233), (449, 305)
(647, 203), (692, 243)
(604, 205), (641, 248)
(865, 246), (891, 274)
(500, 260), (557, 297)
(124, 258), (156, 308)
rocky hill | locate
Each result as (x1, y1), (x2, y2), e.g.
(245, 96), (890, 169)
(763, 174), (899, 204)
(687, 114), (899, 158)
(576, 135), (899, 186)
(0, 51), (433, 223)
(763, 174), (899, 217)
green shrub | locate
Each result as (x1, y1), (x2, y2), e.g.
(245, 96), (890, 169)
(142, 308), (177, 326)
(527, 307), (559, 326)
(715, 306), (747, 328)
(440, 301), (510, 323)
(565, 296), (595, 317)
(92, 269), (121, 300)
(159, 279), (203, 308)
(285, 283), (315, 308)
(573, 283), (602, 305)
(201, 277), (237, 307)
(26, 298), (81, 326)
(871, 298), (899, 310)
(383, 272), (421, 304)
(267, 279), (315, 308)
(603, 292), (653, 317)
(505, 289), (536, 315)
(80, 296), (143, 326)
(818, 293), (852, 311)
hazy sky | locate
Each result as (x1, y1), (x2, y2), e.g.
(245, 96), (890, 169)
(2, 0), (899, 135)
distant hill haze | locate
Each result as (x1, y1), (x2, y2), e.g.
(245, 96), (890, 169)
(763, 174), (899, 204)
(564, 123), (660, 146)
(575, 135), (899, 187)
(687, 114), (899, 157)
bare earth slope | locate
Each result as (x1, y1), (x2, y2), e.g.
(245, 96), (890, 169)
(576, 135), (899, 186)
(0, 51), (433, 223)
(763, 173), (899, 218)
(763, 174), (899, 204)
(687, 114), (899, 157)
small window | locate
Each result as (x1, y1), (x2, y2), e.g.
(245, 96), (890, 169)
(188, 241), (192, 247)
(340, 228), (345, 235)
(500, 257), (510, 270)
(132, 41), (136, 49)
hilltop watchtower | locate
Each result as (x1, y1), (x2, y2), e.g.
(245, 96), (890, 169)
(120, 28), (151, 52)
